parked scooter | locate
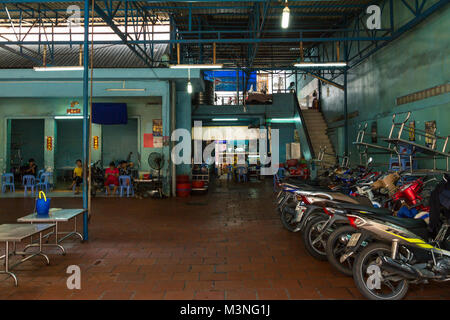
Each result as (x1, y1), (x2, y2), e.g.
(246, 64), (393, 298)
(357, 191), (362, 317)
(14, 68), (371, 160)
(344, 209), (449, 300)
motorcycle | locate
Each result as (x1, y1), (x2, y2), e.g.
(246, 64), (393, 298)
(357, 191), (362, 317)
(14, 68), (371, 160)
(346, 210), (449, 300)
(90, 160), (105, 197)
(323, 176), (436, 274)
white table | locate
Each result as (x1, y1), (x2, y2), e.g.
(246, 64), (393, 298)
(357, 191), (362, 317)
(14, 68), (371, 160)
(17, 208), (85, 255)
(0, 223), (54, 286)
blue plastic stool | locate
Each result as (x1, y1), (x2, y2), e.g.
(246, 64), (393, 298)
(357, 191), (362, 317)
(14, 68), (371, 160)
(22, 175), (36, 196)
(1, 173), (15, 193)
(36, 169), (45, 183)
(119, 175), (134, 197)
(36, 172), (51, 194)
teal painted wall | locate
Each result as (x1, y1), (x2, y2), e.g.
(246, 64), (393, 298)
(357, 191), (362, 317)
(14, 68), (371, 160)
(270, 123), (296, 164)
(315, 5), (450, 169)
(102, 118), (138, 166)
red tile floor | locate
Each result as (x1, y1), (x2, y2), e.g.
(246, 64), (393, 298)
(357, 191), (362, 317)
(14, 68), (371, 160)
(0, 178), (449, 300)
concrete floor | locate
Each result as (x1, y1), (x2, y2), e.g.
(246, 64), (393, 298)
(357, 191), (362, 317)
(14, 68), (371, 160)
(0, 178), (448, 300)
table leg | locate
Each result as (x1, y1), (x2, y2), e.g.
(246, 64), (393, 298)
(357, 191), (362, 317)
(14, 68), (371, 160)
(38, 232), (50, 265)
(1, 241), (18, 286)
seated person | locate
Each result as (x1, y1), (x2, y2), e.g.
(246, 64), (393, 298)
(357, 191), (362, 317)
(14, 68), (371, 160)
(104, 161), (119, 195)
(22, 158), (38, 177)
(69, 159), (83, 194)
(118, 160), (133, 185)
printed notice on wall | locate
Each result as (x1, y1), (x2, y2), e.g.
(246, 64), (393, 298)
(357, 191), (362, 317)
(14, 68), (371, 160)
(153, 119), (162, 137)
(153, 136), (163, 148)
(143, 133), (154, 148)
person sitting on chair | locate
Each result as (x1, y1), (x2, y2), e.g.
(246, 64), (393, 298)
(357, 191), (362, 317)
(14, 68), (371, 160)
(118, 160), (132, 186)
(105, 161), (119, 195)
(22, 158), (38, 176)
(69, 159), (83, 194)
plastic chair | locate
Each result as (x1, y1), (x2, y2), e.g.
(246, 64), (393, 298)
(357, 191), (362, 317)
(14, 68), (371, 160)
(72, 182), (83, 193)
(237, 167), (248, 182)
(1, 173), (15, 193)
(22, 175), (36, 196)
(105, 184), (119, 195)
(36, 172), (51, 194)
(119, 175), (134, 197)
(36, 169), (45, 183)
(389, 156), (417, 171)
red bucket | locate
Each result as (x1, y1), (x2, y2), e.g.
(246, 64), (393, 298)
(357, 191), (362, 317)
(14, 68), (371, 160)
(176, 182), (191, 197)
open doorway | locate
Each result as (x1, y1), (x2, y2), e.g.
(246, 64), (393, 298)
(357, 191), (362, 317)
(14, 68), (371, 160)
(55, 119), (83, 188)
(9, 119), (45, 179)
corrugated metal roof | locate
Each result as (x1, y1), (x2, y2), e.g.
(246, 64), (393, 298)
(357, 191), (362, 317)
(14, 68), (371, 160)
(0, 43), (168, 68)
(0, 1), (375, 68)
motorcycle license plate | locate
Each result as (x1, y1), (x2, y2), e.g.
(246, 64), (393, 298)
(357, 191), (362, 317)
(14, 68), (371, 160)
(347, 233), (361, 248)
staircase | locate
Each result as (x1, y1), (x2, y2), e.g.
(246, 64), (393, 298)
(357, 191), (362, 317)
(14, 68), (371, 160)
(301, 109), (336, 167)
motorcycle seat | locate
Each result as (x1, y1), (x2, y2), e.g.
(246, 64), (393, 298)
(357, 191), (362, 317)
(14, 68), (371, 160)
(333, 202), (392, 215)
(375, 215), (428, 230)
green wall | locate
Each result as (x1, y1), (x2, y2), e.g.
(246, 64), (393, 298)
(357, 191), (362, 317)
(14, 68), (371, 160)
(318, 5), (450, 169)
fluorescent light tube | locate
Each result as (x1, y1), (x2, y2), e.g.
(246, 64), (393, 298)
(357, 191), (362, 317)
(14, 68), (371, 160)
(212, 118), (238, 121)
(34, 66), (84, 71)
(270, 117), (300, 123)
(294, 62), (347, 68)
(105, 88), (146, 92)
(281, 5), (290, 29)
(170, 64), (223, 69)
(55, 116), (84, 119)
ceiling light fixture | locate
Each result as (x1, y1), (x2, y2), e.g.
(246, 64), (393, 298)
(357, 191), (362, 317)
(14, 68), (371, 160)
(54, 115), (84, 119)
(294, 62), (347, 68)
(170, 64), (223, 69)
(212, 118), (239, 121)
(34, 66), (84, 71)
(187, 68), (193, 94)
(281, 1), (290, 29)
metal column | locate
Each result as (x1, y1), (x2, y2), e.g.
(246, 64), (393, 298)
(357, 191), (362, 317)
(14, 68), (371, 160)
(82, 0), (89, 241)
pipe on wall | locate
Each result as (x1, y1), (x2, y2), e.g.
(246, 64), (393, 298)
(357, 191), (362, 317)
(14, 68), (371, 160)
(170, 80), (176, 197)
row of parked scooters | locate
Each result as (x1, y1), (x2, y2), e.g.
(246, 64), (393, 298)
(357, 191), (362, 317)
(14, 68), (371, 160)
(275, 158), (450, 300)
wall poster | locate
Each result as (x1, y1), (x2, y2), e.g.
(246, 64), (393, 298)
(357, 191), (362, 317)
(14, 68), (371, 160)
(152, 119), (163, 137)
(408, 121), (416, 141)
(425, 121), (436, 148)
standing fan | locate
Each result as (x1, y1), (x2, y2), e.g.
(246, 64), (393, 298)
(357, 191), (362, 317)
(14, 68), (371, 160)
(148, 152), (164, 181)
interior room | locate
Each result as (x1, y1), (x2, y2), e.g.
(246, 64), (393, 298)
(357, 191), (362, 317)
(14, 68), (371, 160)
(0, 0), (448, 304)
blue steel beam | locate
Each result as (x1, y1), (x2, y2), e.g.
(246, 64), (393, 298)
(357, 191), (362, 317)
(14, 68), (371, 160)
(82, 0), (89, 241)
(92, 2), (153, 67)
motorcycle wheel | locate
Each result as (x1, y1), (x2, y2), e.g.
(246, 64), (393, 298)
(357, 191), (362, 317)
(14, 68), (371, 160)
(280, 203), (301, 233)
(326, 225), (359, 276)
(353, 242), (409, 300)
(302, 215), (332, 261)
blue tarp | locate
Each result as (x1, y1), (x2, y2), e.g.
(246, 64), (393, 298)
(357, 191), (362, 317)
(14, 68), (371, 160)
(92, 103), (128, 125)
